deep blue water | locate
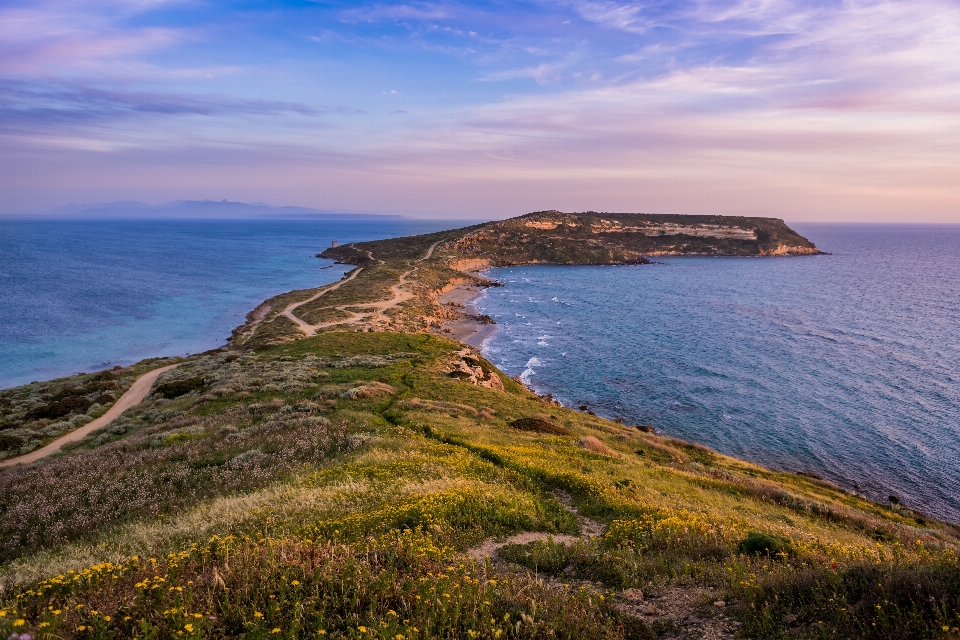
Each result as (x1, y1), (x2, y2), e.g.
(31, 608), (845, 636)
(0, 218), (457, 388)
(478, 225), (960, 524)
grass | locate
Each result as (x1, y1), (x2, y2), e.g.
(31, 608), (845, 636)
(1, 331), (957, 639)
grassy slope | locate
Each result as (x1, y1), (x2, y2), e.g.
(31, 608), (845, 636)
(1, 333), (958, 640)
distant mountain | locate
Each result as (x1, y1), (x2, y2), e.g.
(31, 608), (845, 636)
(33, 200), (405, 220)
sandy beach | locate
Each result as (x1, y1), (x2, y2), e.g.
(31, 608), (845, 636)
(436, 283), (498, 348)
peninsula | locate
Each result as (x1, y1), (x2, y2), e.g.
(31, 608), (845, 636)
(229, 211), (821, 349)
(2, 212), (958, 640)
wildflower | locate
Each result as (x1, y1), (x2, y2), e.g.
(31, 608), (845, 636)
(254, 612), (264, 618)
(184, 624), (194, 632)
(104, 615), (112, 621)
(358, 626), (368, 632)
(13, 619), (26, 627)
(291, 580), (300, 586)
(272, 628), (281, 634)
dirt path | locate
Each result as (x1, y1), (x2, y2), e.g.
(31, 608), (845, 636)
(467, 490), (737, 639)
(280, 267), (364, 335)
(0, 363), (180, 469)
(467, 490), (602, 561)
(285, 241), (440, 336)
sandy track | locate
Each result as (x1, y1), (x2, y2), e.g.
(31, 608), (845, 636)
(0, 363), (180, 469)
(280, 267), (364, 335)
(285, 241), (440, 336)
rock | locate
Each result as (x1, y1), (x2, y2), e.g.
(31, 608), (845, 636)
(641, 604), (659, 616)
(619, 588), (644, 603)
(782, 614), (798, 625)
(713, 600), (725, 607)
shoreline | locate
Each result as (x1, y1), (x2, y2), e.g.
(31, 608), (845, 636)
(435, 282), (498, 348)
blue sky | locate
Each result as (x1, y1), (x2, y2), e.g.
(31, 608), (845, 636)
(2, 0), (959, 220)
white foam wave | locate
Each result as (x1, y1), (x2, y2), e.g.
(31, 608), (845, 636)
(519, 356), (540, 385)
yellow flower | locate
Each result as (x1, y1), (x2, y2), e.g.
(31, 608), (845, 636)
(39, 622), (50, 628)
(291, 580), (300, 586)
(104, 615), (112, 621)
(13, 619), (26, 627)
(358, 626), (368, 632)
(184, 624), (194, 632)
(272, 628), (281, 634)
(254, 612), (263, 618)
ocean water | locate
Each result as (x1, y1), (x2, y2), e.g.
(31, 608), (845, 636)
(0, 218), (456, 389)
(477, 225), (960, 524)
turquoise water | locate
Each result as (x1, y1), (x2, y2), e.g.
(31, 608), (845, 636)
(0, 218), (457, 388)
(478, 225), (960, 523)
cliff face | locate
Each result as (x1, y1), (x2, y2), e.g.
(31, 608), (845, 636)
(450, 211), (820, 265)
(320, 211), (820, 270)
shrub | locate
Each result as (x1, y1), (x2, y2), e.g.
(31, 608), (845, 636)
(155, 376), (207, 398)
(25, 395), (91, 420)
(510, 417), (570, 436)
(737, 531), (794, 556)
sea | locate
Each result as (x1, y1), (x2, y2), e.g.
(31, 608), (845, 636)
(0, 218), (457, 388)
(477, 224), (960, 524)
(1, 219), (957, 524)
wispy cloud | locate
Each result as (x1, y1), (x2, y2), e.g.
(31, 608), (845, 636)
(2, 0), (960, 220)
(0, 80), (363, 133)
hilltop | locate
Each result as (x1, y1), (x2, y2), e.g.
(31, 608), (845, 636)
(2, 213), (958, 640)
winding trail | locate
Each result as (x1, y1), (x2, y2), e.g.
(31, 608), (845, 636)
(281, 267), (365, 335)
(0, 363), (180, 469)
(284, 241), (440, 337)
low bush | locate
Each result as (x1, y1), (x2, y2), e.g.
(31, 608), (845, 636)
(737, 531), (794, 556)
(155, 376), (207, 398)
(510, 417), (570, 436)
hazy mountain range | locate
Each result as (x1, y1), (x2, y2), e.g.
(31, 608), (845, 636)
(20, 200), (405, 220)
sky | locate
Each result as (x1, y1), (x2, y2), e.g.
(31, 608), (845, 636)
(2, 0), (959, 221)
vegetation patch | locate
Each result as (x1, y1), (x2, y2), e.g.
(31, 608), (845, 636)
(510, 416), (570, 436)
(1, 331), (958, 640)
(155, 376), (208, 398)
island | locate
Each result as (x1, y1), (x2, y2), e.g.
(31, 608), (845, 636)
(2, 212), (957, 640)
